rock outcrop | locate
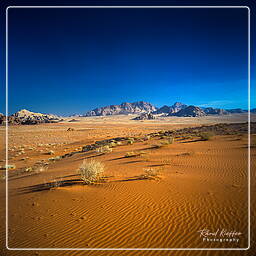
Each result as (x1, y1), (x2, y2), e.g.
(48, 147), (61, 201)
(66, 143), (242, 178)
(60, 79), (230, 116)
(133, 113), (155, 120)
(84, 101), (157, 116)
(6, 109), (62, 125)
(0, 113), (5, 125)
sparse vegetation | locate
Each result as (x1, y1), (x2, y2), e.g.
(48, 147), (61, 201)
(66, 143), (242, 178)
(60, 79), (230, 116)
(127, 139), (134, 145)
(35, 166), (47, 173)
(51, 179), (62, 188)
(125, 151), (146, 158)
(144, 168), (160, 177)
(0, 174), (6, 180)
(161, 136), (174, 145)
(144, 135), (151, 141)
(142, 168), (161, 179)
(0, 164), (16, 170)
(152, 144), (162, 149)
(78, 160), (104, 184)
(199, 132), (214, 141)
(25, 167), (33, 172)
(109, 142), (117, 148)
(49, 156), (62, 161)
(96, 145), (113, 154)
(25, 165), (47, 173)
(125, 151), (137, 157)
(47, 150), (55, 155)
(181, 135), (193, 140)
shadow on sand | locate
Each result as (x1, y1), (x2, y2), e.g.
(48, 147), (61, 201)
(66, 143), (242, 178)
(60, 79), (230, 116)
(17, 174), (151, 194)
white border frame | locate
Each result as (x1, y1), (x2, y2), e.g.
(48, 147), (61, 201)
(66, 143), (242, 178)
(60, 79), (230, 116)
(5, 5), (251, 251)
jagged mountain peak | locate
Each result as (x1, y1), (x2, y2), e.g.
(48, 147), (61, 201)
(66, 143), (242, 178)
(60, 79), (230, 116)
(84, 101), (157, 116)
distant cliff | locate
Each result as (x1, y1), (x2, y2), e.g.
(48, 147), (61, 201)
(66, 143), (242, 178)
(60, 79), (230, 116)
(84, 101), (157, 116)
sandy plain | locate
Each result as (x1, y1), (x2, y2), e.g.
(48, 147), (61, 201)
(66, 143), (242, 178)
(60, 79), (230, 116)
(0, 113), (255, 256)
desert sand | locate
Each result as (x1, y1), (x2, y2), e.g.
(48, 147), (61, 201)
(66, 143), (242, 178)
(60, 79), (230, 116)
(0, 114), (255, 256)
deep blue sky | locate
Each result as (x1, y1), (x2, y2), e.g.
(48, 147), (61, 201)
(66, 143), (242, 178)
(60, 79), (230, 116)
(1, 5), (254, 115)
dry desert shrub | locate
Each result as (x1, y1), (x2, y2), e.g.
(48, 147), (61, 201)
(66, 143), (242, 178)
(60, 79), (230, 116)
(161, 136), (174, 145)
(125, 151), (137, 157)
(25, 167), (33, 172)
(181, 135), (193, 140)
(127, 140), (134, 145)
(34, 165), (48, 173)
(152, 144), (162, 149)
(142, 168), (161, 179)
(0, 174), (6, 181)
(0, 164), (16, 170)
(78, 160), (104, 184)
(144, 168), (160, 177)
(25, 165), (47, 173)
(109, 142), (117, 148)
(199, 132), (214, 141)
(48, 156), (62, 161)
(51, 179), (62, 188)
(96, 145), (113, 154)
(125, 151), (146, 158)
(144, 135), (151, 141)
(127, 138), (135, 145)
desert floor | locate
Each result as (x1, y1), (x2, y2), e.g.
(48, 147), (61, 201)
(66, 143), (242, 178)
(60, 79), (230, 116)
(0, 114), (255, 256)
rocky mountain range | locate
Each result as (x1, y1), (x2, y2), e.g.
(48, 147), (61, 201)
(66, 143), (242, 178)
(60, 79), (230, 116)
(82, 100), (254, 119)
(82, 101), (252, 119)
(1, 102), (253, 125)
(84, 101), (156, 116)
(153, 102), (187, 115)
